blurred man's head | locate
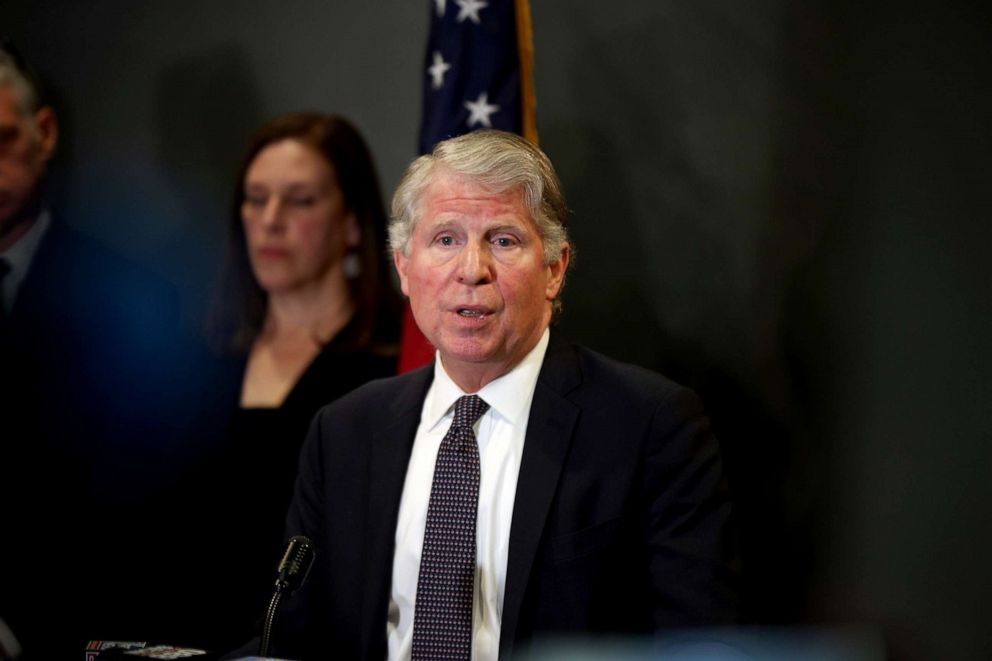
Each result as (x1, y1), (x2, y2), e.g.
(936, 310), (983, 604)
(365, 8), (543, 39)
(0, 43), (57, 249)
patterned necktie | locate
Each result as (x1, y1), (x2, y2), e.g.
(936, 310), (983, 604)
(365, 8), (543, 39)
(412, 394), (490, 661)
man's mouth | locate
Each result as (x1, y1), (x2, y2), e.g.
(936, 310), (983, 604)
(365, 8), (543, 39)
(457, 307), (488, 318)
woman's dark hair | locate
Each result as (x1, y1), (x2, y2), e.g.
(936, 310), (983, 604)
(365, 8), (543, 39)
(210, 112), (400, 354)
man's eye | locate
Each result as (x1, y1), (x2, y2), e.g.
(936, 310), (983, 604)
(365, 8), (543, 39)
(437, 235), (455, 246)
(244, 196), (267, 207)
(494, 237), (516, 248)
(288, 196), (316, 207)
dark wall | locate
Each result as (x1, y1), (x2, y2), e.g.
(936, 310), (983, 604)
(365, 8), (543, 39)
(5, 0), (428, 325)
(6, 1), (990, 658)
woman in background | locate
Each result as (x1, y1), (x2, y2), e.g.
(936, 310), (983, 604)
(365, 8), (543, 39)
(217, 111), (399, 414)
(184, 112), (401, 651)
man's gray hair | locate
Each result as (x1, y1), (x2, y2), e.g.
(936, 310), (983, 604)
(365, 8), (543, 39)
(389, 130), (570, 266)
(0, 48), (41, 116)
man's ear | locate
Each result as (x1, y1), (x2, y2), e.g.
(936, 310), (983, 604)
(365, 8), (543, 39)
(545, 242), (570, 301)
(34, 106), (58, 161)
(393, 248), (410, 297)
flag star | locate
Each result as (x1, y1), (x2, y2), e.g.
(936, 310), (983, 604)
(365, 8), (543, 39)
(427, 51), (451, 90)
(435, 0), (446, 17)
(455, 0), (488, 24)
(464, 92), (499, 128)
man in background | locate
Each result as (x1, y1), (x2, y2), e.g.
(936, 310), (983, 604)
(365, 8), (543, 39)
(0, 41), (186, 659)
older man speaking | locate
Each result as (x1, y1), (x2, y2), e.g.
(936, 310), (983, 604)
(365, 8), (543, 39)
(258, 129), (736, 661)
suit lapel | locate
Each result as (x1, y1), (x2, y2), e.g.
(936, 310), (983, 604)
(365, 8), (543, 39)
(359, 366), (434, 659)
(499, 336), (581, 659)
(10, 219), (64, 323)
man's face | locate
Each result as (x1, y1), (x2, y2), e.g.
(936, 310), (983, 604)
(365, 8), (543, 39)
(0, 85), (57, 232)
(394, 169), (569, 390)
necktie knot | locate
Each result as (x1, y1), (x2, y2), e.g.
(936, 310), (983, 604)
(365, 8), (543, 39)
(453, 394), (489, 429)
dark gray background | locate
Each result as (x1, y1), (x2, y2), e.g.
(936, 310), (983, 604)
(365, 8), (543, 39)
(6, 1), (990, 659)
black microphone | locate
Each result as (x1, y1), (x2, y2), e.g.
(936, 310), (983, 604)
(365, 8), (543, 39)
(259, 536), (315, 658)
(274, 535), (315, 594)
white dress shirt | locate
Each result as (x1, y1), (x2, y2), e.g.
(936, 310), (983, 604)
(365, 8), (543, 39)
(386, 328), (550, 661)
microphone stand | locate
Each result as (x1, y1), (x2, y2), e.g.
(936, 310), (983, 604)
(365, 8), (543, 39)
(258, 536), (314, 658)
(258, 585), (286, 659)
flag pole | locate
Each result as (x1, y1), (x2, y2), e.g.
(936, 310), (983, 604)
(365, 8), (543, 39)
(514, 0), (538, 145)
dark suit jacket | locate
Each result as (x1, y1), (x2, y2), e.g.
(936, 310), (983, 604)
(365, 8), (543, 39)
(0, 219), (193, 659)
(3, 220), (181, 425)
(262, 333), (737, 660)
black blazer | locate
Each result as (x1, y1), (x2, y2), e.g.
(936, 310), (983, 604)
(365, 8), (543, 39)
(264, 333), (737, 660)
(1, 220), (188, 659)
(3, 220), (181, 424)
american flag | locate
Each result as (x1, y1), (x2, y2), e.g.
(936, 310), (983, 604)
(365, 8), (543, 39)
(399, 0), (537, 372)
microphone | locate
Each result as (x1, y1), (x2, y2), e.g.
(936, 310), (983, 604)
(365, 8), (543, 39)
(259, 536), (315, 658)
(274, 535), (315, 594)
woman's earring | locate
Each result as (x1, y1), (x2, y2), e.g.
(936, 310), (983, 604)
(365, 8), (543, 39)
(343, 251), (361, 279)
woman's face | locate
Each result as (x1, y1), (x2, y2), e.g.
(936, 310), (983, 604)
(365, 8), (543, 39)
(241, 138), (359, 294)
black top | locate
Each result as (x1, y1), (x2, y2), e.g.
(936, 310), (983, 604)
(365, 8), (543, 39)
(163, 329), (397, 653)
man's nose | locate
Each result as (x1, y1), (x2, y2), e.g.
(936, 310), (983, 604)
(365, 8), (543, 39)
(456, 241), (494, 284)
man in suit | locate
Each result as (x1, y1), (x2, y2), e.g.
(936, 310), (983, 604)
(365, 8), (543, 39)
(0, 42), (189, 658)
(260, 130), (736, 660)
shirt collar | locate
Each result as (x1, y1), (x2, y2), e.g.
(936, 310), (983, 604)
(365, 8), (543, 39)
(1, 208), (50, 313)
(423, 328), (551, 432)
